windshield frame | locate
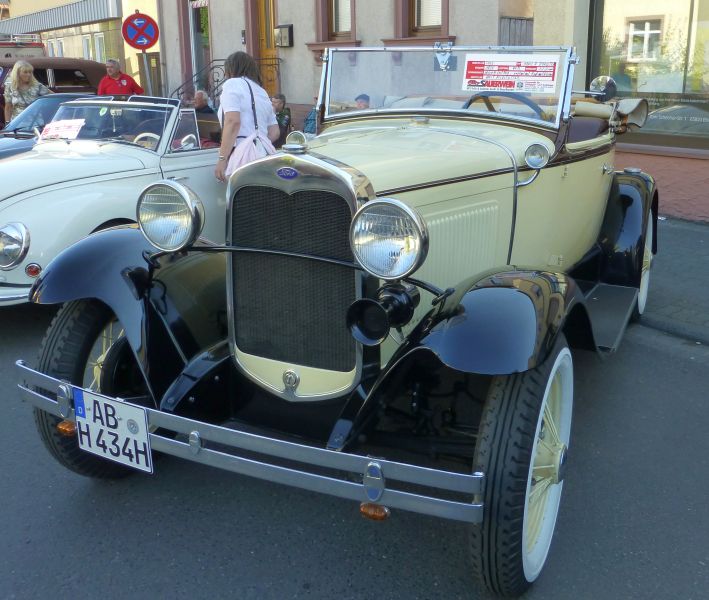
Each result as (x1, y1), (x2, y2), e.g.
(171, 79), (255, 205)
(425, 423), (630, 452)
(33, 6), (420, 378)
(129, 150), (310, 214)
(321, 46), (576, 130)
(40, 98), (178, 153)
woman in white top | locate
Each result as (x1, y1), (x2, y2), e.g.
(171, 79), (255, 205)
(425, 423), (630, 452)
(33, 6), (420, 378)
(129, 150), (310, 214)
(215, 51), (279, 183)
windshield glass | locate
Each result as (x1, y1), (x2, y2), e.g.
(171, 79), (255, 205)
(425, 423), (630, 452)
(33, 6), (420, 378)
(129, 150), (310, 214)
(41, 103), (173, 149)
(3, 95), (71, 133)
(326, 47), (571, 127)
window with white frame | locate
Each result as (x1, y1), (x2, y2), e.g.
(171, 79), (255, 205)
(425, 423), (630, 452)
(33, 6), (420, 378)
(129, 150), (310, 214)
(627, 19), (661, 61)
(330, 0), (351, 40)
(94, 33), (105, 64)
(412, 0), (441, 32)
(82, 35), (92, 59)
(47, 40), (55, 57)
(56, 39), (64, 57)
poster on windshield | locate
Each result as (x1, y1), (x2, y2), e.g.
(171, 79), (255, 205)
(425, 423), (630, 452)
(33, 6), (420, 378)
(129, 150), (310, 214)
(462, 54), (559, 93)
(40, 119), (85, 140)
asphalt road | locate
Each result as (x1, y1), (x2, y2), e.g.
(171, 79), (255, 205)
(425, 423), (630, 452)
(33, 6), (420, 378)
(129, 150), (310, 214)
(2, 226), (709, 599)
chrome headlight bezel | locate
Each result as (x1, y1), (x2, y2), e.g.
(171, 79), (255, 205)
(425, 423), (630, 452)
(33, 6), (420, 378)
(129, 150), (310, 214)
(524, 143), (550, 169)
(137, 180), (204, 252)
(0, 222), (30, 270)
(349, 198), (429, 281)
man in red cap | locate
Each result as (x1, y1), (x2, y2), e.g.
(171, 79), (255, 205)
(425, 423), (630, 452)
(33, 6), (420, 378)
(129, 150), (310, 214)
(97, 58), (144, 96)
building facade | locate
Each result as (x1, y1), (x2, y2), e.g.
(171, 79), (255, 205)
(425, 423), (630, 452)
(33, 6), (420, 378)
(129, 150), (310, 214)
(0, 0), (162, 91)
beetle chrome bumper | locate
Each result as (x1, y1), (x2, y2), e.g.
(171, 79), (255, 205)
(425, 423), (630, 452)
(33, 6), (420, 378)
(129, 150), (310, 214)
(16, 360), (484, 523)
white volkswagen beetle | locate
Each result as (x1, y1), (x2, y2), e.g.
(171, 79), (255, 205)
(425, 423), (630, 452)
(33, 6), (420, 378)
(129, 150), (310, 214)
(0, 96), (223, 304)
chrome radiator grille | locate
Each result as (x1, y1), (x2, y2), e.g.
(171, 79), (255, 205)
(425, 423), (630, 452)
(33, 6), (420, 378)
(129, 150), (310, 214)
(230, 186), (356, 372)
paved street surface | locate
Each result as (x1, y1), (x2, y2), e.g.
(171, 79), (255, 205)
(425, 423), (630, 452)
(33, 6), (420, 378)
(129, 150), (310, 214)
(2, 219), (708, 600)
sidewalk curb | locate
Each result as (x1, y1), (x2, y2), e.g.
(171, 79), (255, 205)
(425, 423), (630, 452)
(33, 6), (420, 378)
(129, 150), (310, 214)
(641, 314), (709, 346)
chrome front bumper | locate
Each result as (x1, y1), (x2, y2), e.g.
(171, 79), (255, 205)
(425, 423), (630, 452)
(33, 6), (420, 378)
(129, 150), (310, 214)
(0, 284), (31, 305)
(16, 360), (484, 523)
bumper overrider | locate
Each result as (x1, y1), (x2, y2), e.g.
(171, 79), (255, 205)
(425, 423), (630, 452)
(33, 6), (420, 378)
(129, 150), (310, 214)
(16, 360), (484, 523)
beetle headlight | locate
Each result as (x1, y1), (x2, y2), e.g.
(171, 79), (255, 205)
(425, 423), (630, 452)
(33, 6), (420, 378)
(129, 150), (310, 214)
(0, 222), (30, 270)
(137, 181), (204, 252)
(350, 199), (428, 280)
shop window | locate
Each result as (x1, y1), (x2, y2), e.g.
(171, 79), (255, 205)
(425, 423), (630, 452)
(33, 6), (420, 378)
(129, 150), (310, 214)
(627, 19), (662, 62)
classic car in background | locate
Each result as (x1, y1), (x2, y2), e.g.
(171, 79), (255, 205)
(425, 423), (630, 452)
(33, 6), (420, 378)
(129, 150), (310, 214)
(0, 56), (105, 128)
(0, 92), (93, 160)
(0, 95), (222, 305)
(17, 47), (657, 597)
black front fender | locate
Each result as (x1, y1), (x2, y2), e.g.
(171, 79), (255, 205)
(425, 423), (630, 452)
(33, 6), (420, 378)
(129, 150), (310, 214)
(30, 226), (228, 402)
(403, 269), (586, 375)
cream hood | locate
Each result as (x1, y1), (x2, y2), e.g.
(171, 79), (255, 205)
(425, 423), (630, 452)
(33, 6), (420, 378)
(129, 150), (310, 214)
(308, 119), (554, 193)
(0, 140), (153, 201)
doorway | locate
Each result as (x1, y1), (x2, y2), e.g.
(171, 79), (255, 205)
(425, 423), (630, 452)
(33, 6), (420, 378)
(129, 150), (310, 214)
(188, 0), (212, 95)
(256, 0), (279, 96)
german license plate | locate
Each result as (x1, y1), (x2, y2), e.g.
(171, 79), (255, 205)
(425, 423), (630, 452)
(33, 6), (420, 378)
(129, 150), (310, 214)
(73, 388), (153, 473)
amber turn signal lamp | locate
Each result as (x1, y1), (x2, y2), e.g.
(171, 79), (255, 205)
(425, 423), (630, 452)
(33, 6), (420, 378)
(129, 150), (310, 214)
(359, 502), (391, 521)
(56, 419), (77, 437)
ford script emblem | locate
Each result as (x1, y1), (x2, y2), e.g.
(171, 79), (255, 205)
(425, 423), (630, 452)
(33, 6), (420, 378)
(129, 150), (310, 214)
(283, 369), (300, 391)
(276, 167), (298, 180)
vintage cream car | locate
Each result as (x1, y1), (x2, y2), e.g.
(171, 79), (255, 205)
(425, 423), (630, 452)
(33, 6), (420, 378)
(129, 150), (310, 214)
(0, 96), (223, 304)
(17, 47), (657, 597)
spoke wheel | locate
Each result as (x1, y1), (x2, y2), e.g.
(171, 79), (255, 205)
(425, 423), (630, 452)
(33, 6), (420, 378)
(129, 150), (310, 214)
(34, 300), (150, 478)
(632, 215), (654, 320)
(470, 335), (573, 596)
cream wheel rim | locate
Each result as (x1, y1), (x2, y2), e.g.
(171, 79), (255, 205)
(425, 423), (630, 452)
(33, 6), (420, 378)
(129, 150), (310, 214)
(522, 346), (574, 581)
(637, 217), (653, 315)
(84, 319), (126, 391)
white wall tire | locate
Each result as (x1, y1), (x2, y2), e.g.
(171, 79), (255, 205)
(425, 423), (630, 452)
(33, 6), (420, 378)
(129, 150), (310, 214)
(470, 335), (573, 596)
(634, 215), (654, 318)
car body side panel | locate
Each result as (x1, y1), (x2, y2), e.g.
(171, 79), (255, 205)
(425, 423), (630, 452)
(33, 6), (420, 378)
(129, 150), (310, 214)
(510, 149), (615, 269)
(0, 169), (161, 288)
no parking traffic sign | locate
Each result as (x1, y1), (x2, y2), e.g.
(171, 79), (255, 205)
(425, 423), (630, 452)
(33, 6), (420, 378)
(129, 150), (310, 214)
(122, 12), (160, 50)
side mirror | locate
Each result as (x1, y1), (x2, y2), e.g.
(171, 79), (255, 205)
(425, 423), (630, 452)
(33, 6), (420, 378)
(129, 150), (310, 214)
(589, 76), (618, 102)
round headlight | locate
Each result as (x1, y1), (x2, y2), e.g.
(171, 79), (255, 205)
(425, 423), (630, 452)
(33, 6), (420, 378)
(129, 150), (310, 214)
(524, 143), (550, 169)
(0, 222), (30, 270)
(137, 181), (204, 252)
(350, 199), (428, 280)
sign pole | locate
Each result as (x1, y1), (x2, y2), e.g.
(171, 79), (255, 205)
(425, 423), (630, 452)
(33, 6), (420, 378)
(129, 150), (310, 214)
(141, 50), (154, 96)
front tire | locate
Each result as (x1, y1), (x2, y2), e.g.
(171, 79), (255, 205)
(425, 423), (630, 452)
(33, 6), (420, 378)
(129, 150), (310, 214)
(34, 300), (149, 478)
(470, 335), (573, 597)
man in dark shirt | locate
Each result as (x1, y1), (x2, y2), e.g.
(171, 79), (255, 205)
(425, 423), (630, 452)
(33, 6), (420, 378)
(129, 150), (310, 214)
(271, 93), (291, 148)
(194, 90), (214, 114)
(97, 58), (144, 96)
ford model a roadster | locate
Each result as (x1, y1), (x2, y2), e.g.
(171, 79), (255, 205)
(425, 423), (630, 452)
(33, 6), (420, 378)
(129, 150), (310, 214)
(17, 47), (656, 596)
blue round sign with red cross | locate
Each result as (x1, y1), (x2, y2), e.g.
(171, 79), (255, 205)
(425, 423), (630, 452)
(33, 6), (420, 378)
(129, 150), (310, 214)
(122, 12), (160, 50)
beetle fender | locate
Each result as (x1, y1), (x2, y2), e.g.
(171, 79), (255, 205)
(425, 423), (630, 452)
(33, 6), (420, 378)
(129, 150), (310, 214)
(412, 269), (587, 375)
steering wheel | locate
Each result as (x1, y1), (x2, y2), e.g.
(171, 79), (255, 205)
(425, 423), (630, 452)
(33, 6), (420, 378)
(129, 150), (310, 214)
(176, 133), (198, 150)
(134, 132), (160, 146)
(462, 91), (546, 118)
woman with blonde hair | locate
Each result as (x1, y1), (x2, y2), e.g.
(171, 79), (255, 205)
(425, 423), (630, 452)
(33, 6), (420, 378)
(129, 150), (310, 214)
(3, 60), (51, 124)
(214, 51), (279, 183)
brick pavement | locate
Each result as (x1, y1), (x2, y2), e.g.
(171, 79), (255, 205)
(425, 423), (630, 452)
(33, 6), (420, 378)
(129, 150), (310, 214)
(615, 150), (709, 223)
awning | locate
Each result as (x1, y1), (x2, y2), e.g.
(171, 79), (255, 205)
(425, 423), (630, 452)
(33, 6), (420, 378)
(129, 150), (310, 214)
(0, 0), (120, 35)
(190, 0), (209, 8)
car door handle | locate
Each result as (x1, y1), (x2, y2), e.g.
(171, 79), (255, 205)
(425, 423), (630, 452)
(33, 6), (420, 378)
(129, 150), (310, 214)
(167, 176), (188, 181)
(602, 163), (614, 175)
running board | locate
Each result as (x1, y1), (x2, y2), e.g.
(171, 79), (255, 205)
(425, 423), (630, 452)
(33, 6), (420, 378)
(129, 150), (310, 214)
(583, 284), (638, 353)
